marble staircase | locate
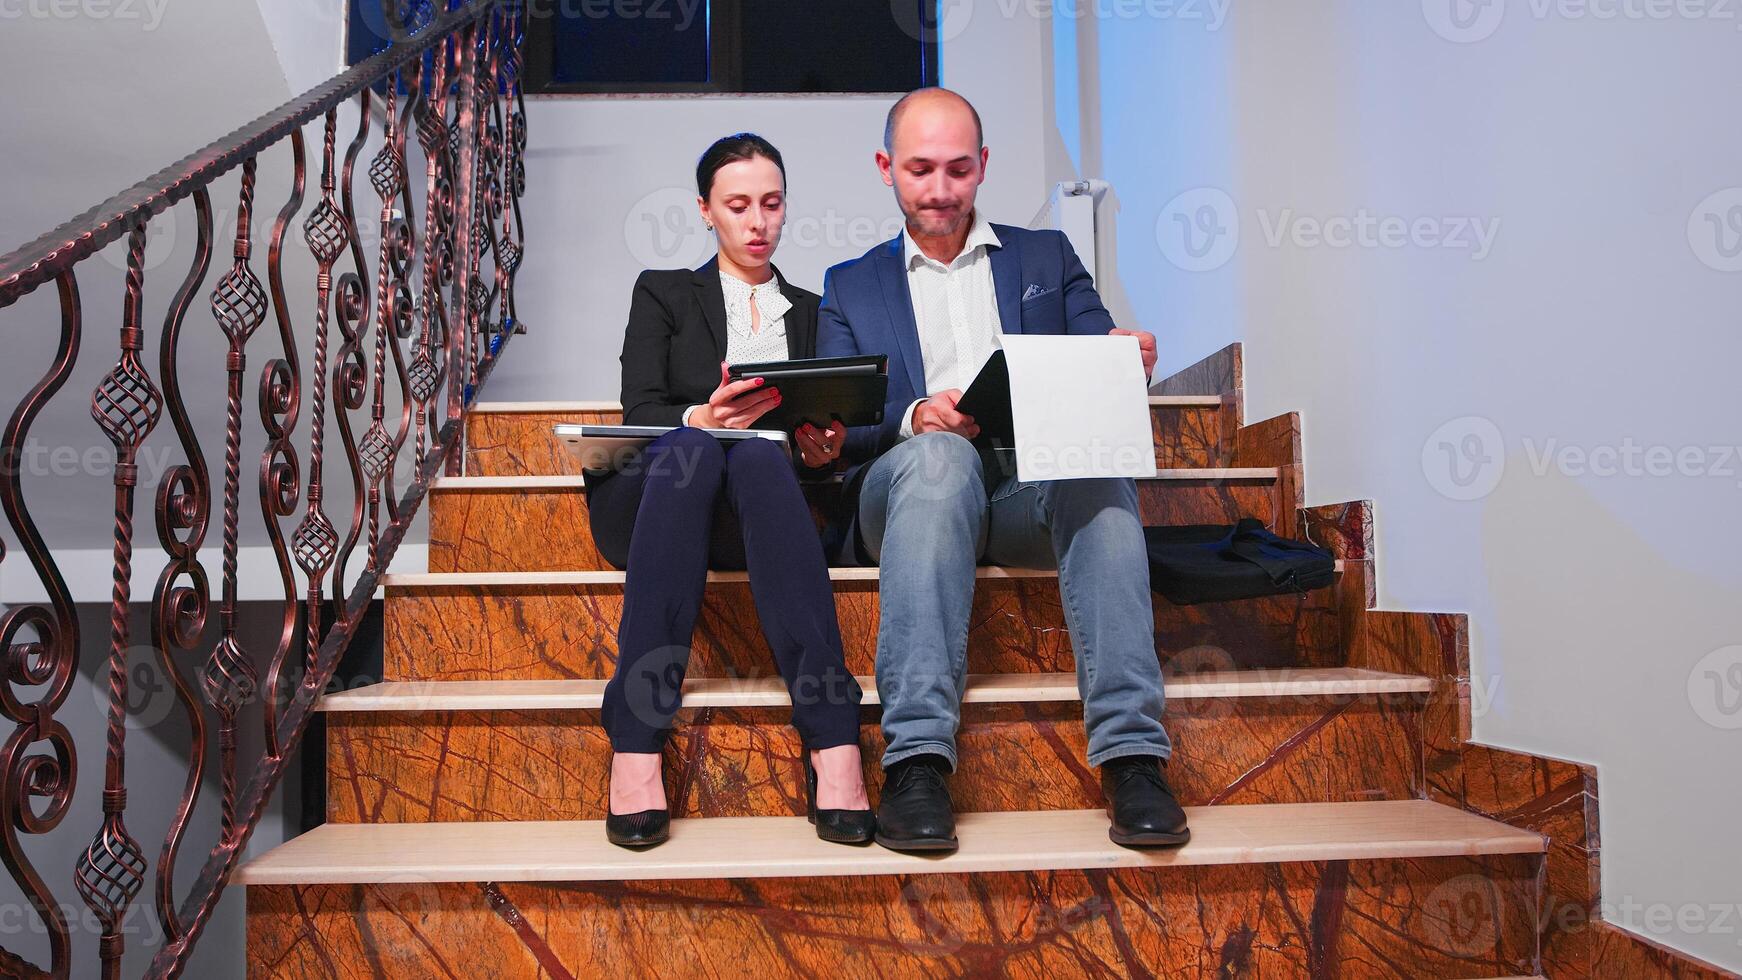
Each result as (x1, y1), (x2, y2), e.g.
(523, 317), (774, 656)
(235, 344), (1717, 978)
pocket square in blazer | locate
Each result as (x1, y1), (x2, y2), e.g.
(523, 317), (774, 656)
(1021, 284), (1056, 301)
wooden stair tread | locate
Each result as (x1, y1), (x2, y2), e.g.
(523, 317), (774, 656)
(234, 800), (1544, 886)
(429, 467), (1282, 492)
(469, 395), (1228, 413)
(315, 667), (1428, 712)
(382, 561), (1342, 588)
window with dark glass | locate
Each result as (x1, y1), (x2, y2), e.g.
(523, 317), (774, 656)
(346, 2), (941, 94)
(522, 0), (942, 95)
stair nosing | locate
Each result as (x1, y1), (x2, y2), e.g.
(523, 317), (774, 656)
(233, 800), (1546, 886)
(469, 395), (1227, 414)
(429, 467), (1282, 492)
(382, 561), (1343, 588)
(314, 667), (1431, 713)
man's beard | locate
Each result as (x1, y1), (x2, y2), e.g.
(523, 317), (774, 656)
(903, 200), (971, 238)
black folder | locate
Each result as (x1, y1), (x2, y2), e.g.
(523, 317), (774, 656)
(953, 349), (1015, 449)
(727, 354), (888, 431)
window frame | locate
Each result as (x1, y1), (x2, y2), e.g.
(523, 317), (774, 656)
(520, 0), (940, 97)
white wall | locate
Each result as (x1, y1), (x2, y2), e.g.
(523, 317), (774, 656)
(500, 10), (1057, 400)
(1077, 0), (1742, 969)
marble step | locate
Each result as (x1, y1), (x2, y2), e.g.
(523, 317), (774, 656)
(239, 800), (1543, 885)
(316, 667), (1424, 712)
(462, 395), (1240, 477)
(427, 468), (1284, 573)
(247, 844), (1543, 977)
(381, 565), (1349, 683)
(316, 668), (1429, 823)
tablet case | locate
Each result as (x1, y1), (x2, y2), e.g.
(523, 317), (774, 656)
(727, 354), (889, 431)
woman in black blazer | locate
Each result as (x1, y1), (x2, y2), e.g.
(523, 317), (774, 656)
(588, 134), (872, 849)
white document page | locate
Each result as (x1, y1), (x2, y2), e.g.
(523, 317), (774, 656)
(999, 334), (1158, 483)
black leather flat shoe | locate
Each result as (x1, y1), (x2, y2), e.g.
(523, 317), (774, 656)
(873, 754), (957, 853)
(1101, 755), (1190, 848)
(804, 757), (875, 845)
(605, 808), (671, 848)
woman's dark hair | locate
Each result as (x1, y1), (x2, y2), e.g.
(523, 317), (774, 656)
(696, 133), (786, 201)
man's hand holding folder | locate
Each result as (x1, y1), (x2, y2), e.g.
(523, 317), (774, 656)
(910, 389), (981, 440)
(916, 325), (1159, 456)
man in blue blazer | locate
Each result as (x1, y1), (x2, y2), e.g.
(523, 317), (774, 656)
(817, 88), (1188, 853)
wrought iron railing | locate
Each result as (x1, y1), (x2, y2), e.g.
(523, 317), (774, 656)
(0, 2), (528, 975)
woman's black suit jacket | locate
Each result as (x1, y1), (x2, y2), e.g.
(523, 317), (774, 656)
(619, 256), (821, 426)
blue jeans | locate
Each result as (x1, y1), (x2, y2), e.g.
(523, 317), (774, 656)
(854, 431), (1170, 771)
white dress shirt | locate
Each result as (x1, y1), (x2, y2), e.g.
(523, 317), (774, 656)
(897, 210), (1005, 439)
(682, 270), (792, 425)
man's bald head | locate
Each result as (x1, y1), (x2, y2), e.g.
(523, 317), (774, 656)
(884, 88), (984, 156)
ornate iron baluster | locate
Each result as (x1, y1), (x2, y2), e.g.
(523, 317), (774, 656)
(411, 35), (454, 459)
(151, 188), (215, 946)
(79, 219), (161, 980)
(207, 157), (268, 842)
(494, 6), (525, 346)
(0, 270), (83, 980)
(331, 93), (375, 609)
(0, 5), (529, 974)
(384, 65), (424, 526)
(366, 78), (408, 560)
(291, 108), (349, 683)
(261, 131), (306, 758)
(443, 20), (484, 480)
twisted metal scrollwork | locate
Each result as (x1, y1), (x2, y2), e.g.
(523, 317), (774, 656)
(0, 270), (83, 980)
(78, 219), (161, 980)
(0, 4), (529, 975)
(149, 187), (214, 946)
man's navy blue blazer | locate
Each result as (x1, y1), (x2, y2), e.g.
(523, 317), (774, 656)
(816, 222), (1118, 488)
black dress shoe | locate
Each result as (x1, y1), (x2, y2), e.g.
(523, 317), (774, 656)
(874, 754), (957, 853)
(605, 807), (670, 848)
(607, 755), (671, 848)
(804, 758), (876, 845)
(1101, 755), (1190, 848)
